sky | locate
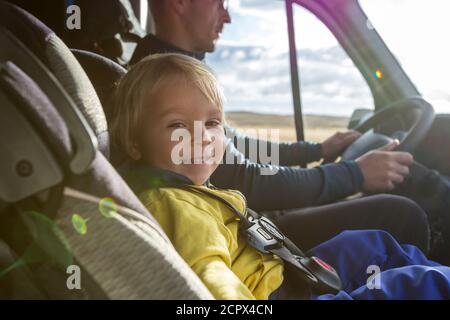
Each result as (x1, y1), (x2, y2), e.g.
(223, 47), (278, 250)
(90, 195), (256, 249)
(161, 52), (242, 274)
(205, 0), (450, 117)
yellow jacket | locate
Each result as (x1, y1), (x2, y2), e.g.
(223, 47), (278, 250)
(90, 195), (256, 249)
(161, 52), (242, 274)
(138, 185), (284, 300)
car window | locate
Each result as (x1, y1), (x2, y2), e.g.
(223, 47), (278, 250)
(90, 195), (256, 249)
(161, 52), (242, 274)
(359, 0), (450, 114)
(293, 4), (374, 142)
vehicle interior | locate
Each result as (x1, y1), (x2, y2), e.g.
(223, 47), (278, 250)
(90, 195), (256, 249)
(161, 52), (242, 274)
(0, 0), (449, 299)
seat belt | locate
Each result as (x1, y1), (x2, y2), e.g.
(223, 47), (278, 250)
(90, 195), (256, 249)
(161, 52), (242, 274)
(171, 185), (343, 295)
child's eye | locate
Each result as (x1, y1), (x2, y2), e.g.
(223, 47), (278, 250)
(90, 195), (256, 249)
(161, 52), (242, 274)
(206, 119), (222, 127)
(168, 122), (186, 129)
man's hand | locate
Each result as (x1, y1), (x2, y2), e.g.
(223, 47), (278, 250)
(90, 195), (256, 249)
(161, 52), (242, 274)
(321, 130), (361, 163)
(355, 140), (414, 193)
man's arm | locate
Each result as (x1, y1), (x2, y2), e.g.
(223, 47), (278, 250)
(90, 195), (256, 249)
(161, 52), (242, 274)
(225, 126), (323, 167)
(211, 143), (364, 212)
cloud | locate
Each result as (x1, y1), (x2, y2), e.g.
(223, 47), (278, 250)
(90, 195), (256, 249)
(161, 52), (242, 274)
(207, 42), (373, 116)
(236, 0), (285, 11)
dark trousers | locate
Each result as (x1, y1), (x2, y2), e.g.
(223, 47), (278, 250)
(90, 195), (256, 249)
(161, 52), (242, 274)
(390, 161), (450, 259)
(267, 194), (430, 254)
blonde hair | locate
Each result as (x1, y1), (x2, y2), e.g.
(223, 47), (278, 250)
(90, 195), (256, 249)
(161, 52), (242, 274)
(110, 53), (224, 158)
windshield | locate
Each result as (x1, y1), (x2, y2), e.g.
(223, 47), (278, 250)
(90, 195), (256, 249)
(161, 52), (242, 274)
(359, 0), (450, 114)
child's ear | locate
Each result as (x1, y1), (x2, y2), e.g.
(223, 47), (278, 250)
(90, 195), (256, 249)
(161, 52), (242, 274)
(129, 144), (142, 161)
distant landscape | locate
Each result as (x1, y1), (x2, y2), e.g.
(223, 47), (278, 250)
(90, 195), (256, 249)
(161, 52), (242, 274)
(225, 111), (349, 143)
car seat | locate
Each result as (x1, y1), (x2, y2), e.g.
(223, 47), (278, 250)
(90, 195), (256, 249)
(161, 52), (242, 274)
(0, 1), (213, 300)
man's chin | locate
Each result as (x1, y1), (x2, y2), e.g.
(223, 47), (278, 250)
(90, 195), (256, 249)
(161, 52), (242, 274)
(205, 42), (217, 53)
(205, 37), (220, 52)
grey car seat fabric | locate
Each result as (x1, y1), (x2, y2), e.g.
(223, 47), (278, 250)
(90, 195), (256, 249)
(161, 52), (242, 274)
(70, 49), (126, 123)
(0, 1), (213, 299)
(70, 49), (130, 167)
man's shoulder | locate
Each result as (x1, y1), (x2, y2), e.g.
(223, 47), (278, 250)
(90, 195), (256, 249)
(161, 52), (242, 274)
(130, 34), (160, 65)
(136, 33), (158, 48)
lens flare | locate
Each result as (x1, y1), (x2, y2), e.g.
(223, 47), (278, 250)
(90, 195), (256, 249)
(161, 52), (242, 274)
(99, 197), (118, 218)
(1, 211), (74, 279)
(72, 214), (88, 235)
(375, 69), (383, 79)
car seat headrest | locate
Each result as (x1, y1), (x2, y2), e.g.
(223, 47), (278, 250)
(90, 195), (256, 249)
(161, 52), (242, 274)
(71, 49), (127, 166)
(70, 49), (130, 166)
(0, 28), (97, 206)
(0, 1), (109, 157)
(71, 49), (126, 121)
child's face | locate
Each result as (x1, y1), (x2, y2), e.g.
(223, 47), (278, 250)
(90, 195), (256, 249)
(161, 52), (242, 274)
(133, 80), (225, 185)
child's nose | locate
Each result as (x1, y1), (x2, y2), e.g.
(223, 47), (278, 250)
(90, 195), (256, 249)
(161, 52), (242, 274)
(192, 124), (212, 146)
(202, 127), (213, 145)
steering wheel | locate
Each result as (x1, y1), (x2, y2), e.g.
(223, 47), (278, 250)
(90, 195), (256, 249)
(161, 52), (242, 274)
(341, 97), (435, 160)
